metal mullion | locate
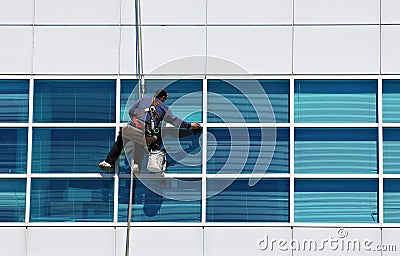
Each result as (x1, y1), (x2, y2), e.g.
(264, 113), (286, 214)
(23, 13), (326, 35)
(25, 78), (34, 223)
(205, 174), (290, 179)
(289, 77), (295, 225)
(294, 174), (379, 179)
(31, 123), (117, 128)
(0, 123), (29, 128)
(378, 77), (384, 224)
(201, 78), (207, 224)
(113, 78), (121, 223)
(30, 173), (114, 178)
(206, 123), (288, 128)
(294, 123), (379, 128)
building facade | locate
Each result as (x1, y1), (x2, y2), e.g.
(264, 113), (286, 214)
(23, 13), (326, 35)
(1, 0), (400, 255)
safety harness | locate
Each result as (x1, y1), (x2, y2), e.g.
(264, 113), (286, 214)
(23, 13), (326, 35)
(133, 97), (163, 137)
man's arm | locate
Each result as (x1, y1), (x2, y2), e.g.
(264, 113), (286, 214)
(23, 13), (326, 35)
(163, 107), (191, 128)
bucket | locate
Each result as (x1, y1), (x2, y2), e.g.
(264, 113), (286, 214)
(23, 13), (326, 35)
(147, 149), (166, 173)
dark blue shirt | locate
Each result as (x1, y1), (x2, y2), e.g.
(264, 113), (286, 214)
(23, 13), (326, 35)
(129, 95), (191, 128)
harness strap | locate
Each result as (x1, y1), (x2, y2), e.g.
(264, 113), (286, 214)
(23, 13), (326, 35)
(133, 98), (162, 122)
(133, 117), (144, 129)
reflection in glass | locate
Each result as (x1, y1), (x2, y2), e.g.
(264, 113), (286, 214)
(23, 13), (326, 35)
(295, 179), (378, 223)
(119, 178), (201, 222)
(34, 80), (116, 123)
(0, 80), (29, 123)
(207, 179), (289, 222)
(30, 179), (114, 222)
(295, 128), (377, 174)
(32, 128), (115, 173)
(295, 80), (377, 123)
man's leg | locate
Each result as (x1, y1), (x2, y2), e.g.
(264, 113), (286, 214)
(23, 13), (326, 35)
(100, 128), (123, 168)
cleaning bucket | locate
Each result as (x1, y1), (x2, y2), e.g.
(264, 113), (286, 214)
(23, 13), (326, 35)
(147, 149), (166, 173)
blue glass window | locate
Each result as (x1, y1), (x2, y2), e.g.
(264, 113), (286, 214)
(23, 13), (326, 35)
(383, 128), (400, 174)
(383, 80), (400, 123)
(206, 179), (289, 222)
(120, 79), (202, 123)
(0, 80), (29, 123)
(295, 179), (378, 223)
(0, 179), (26, 222)
(32, 128), (115, 173)
(295, 80), (377, 123)
(208, 80), (289, 123)
(295, 128), (377, 174)
(30, 179), (114, 222)
(384, 179), (400, 223)
(118, 178), (201, 222)
(119, 128), (202, 174)
(207, 128), (289, 174)
(0, 128), (27, 174)
(33, 80), (116, 123)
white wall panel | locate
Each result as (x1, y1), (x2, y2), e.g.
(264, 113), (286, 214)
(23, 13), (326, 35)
(293, 26), (380, 74)
(27, 227), (115, 256)
(382, 26), (400, 74)
(33, 26), (119, 74)
(382, 0), (400, 24)
(293, 228), (381, 256)
(35, 0), (120, 24)
(0, 26), (32, 74)
(116, 227), (203, 256)
(207, 0), (292, 24)
(120, 26), (137, 75)
(207, 26), (292, 75)
(294, 0), (379, 24)
(142, 26), (206, 75)
(0, 0), (33, 24)
(0, 228), (26, 256)
(204, 227), (292, 256)
(121, 0), (135, 24)
(382, 229), (400, 256)
(141, 0), (206, 25)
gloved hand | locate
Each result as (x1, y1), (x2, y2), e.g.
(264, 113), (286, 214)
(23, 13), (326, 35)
(191, 122), (201, 130)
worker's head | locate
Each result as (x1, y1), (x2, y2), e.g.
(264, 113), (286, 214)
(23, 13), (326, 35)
(155, 89), (169, 102)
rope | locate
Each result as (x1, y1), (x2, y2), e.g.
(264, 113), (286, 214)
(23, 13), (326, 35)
(125, 0), (145, 255)
(135, 0), (145, 98)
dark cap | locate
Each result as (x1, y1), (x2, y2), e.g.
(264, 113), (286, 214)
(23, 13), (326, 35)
(155, 89), (168, 99)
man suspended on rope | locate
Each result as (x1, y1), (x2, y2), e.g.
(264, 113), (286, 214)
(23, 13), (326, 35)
(99, 89), (201, 172)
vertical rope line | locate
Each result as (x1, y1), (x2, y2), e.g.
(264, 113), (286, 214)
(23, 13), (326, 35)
(136, 0), (145, 98)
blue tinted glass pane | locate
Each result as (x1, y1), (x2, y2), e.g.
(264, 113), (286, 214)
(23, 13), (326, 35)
(207, 179), (289, 222)
(119, 128), (202, 174)
(383, 128), (400, 174)
(30, 179), (113, 222)
(295, 80), (377, 123)
(0, 128), (27, 174)
(0, 80), (29, 123)
(383, 80), (400, 123)
(384, 179), (400, 223)
(120, 79), (202, 123)
(118, 178), (201, 222)
(33, 80), (116, 123)
(0, 179), (26, 222)
(207, 128), (289, 174)
(32, 128), (115, 173)
(295, 179), (378, 223)
(208, 80), (289, 123)
(295, 128), (378, 174)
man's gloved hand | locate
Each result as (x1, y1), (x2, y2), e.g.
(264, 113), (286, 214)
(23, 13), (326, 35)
(191, 122), (201, 130)
(191, 122), (202, 135)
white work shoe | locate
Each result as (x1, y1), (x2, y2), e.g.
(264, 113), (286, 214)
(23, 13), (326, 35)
(99, 160), (112, 169)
